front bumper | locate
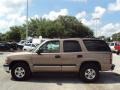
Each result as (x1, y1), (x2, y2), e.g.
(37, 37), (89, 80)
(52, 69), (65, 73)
(3, 64), (10, 73)
(111, 64), (115, 70)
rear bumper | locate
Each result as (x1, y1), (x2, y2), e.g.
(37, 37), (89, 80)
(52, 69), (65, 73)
(101, 64), (115, 71)
(111, 64), (115, 70)
(3, 64), (10, 73)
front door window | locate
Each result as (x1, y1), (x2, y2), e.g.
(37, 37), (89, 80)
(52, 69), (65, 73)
(40, 41), (60, 53)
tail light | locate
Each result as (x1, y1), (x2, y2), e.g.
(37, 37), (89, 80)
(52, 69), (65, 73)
(114, 45), (118, 50)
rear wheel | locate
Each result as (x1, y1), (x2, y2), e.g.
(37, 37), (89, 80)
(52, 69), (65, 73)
(11, 63), (31, 81)
(79, 63), (99, 82)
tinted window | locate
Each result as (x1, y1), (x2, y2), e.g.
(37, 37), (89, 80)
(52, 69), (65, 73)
(63, 40), (81, 52)
(32, 44), (36, 47)
(83, 40), (111, 51)
(25, 44), (31, 46)
(21, 41), (25, 44)
(110, 43), (115, 46)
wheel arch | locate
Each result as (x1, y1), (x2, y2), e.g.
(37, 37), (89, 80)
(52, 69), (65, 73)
(9, 60), (30, 70)
(80, 61), (101, 71)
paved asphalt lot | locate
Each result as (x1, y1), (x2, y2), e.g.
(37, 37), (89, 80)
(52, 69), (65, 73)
(1, 52), (120, 90)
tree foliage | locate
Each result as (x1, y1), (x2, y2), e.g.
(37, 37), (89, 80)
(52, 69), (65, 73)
(112, 32), (120, 41)
(0, 16), (94, 42)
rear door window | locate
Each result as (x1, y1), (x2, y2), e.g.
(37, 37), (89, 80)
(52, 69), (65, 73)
(83, 40), (111, 52)
(63, 40), (81, 52)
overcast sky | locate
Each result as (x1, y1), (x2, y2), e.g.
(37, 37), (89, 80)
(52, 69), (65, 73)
(0, 0), (120, 37)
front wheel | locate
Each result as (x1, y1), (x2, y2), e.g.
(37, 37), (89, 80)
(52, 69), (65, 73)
(79, 64), (99, 82)
(11, 63), (31, 81)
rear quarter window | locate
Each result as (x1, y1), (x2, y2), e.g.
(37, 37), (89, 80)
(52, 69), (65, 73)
(83, 40), (111, 52)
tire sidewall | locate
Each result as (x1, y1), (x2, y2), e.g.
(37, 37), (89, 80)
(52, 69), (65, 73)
(80, 64), (99, 82)
(11, 63), (31, 81)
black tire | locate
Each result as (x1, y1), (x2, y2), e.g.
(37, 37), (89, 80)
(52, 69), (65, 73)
(11, 63), (31, 81)
(79, 63), (99, 83)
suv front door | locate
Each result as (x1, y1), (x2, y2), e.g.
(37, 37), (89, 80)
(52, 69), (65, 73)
(32, 40), (61, 72)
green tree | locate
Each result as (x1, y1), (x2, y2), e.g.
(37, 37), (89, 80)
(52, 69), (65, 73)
(112, 32), (120, 41)
(2, 15), (94, 41)
(53, 16), (93, 38)
(6, 26), (22, 42)
(0, 33), (2, 41)
(25, 16), (93, 38)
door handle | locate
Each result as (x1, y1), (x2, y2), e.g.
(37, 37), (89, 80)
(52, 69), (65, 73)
(55, 55), (61, 58)
(77, 55), (83, 58)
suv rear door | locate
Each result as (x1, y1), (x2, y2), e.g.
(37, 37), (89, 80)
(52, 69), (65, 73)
(61, 39), (83, 72)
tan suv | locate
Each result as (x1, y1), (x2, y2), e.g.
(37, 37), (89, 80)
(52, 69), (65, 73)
(3, 38), (115, 82)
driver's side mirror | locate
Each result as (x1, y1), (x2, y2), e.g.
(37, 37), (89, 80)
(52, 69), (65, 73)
(36, 49), (43, 55)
